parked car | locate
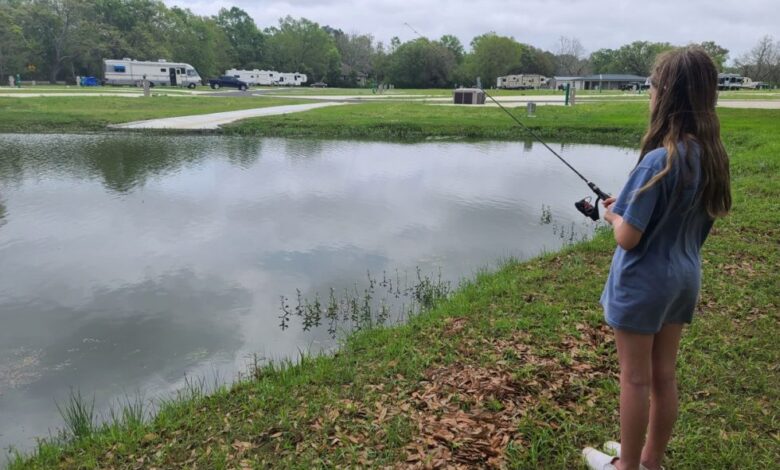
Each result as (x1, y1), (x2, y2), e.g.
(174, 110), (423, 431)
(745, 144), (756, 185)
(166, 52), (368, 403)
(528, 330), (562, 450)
(208, 76), (249, 91)
(310, 81), (328, 88)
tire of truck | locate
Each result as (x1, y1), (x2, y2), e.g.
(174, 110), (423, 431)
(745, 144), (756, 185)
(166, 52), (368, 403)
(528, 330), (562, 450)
(188, 83), (196, 89)
(239, 85), (247, 91)
(211, 83), (220, 90)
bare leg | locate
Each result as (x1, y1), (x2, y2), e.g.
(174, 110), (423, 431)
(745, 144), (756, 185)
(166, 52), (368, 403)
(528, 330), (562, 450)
(641, 323), (684, 469)
(613, 328), (654, 470)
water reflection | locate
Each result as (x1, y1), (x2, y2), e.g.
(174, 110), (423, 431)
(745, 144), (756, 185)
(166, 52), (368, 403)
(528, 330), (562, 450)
(0, 134), (263, 194)
(0, 198), (6, 228)
(0, 134), (637, 456)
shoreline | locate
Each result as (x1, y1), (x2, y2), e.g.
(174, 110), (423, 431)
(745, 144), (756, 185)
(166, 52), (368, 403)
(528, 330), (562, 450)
(8, 103), (779, 469)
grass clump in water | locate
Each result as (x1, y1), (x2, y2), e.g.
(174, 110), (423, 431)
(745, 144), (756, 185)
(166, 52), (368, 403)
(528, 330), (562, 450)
(279, 268), (451, 337)
(56, 389), (96, 440)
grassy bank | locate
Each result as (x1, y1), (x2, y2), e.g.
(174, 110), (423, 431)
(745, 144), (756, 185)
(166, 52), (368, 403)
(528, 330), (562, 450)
(10, 104), (779, 469)
(0, 95), (311, 133)
(225, 101), (652, 146)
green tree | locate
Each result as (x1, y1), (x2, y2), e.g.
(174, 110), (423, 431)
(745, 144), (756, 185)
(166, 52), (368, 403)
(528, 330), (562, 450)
(216, 7), (264, 69)
(331, 29), (376, 86)
(617, 41), (674, 76)
(23, 0), (91, 83)
(589, 48), (619, 74)
(89, 0), (169, 60)
(166, 7), (232, 78)
(0, 4), (27, 80)
(590, 41), (673, 76)
(697, 41), (729, 71)
(439, 34), (464, 64)
(264, 16), (340, 82)
(384, 38), (455, 88)
(514, 46), (555, 76)
(460, 33), (525, 87)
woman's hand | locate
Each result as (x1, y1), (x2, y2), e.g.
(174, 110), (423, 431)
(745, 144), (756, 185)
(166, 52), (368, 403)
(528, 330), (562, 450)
(601, 196), (643, 250)
(602, 197), (617, 225)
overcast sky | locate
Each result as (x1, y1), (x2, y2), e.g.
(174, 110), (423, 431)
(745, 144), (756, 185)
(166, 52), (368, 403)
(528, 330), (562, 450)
(164, 0), (777, 62)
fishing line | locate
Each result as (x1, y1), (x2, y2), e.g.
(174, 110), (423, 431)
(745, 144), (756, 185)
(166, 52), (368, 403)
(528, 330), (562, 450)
(478, 87), (611, 221)
(400, 22), (610, 220)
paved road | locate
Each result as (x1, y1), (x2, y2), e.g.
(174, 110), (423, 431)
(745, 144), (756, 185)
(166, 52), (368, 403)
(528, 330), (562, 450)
(110, 102), (349, 130)
(716, 100), (780, 109)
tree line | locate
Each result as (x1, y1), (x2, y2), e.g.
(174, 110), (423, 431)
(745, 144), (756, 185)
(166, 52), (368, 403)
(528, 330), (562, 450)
(1, 0), (778, 87)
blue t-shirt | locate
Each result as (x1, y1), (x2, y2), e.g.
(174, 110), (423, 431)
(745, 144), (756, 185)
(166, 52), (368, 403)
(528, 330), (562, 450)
(600, 142), (714, 334)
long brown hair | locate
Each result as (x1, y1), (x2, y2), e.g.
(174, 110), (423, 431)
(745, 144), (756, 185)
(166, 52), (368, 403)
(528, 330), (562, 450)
(638, 46), (731, 218)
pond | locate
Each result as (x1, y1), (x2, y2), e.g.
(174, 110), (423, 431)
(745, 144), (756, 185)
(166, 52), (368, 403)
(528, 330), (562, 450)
(0, 134), (637, 456)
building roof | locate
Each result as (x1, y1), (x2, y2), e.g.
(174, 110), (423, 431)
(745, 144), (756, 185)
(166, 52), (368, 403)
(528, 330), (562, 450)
(554, 74), (648, 81)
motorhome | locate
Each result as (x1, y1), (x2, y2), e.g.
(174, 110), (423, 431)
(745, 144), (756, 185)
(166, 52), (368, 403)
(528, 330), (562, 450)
(103, 59), (202, 88)
(496, 74), (548, 89)
(226, 69), (307, 86)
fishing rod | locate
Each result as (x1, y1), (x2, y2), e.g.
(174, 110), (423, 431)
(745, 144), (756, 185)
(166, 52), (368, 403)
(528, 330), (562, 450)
(478, 86), (611, 221)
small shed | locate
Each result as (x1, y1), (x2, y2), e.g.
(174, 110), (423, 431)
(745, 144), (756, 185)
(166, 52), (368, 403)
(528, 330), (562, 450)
(453, 88), (485, 105)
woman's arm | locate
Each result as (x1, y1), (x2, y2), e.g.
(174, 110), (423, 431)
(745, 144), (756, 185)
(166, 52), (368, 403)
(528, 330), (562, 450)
(603, 197), (643, 250)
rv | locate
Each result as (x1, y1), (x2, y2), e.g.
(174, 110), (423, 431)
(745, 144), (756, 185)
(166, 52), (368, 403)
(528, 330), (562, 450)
(226, 69), (275, 86)
(718, 73), (761, 90)
(226, 69), (307, 86)
(104, 59), (202, 88)
(496, 74), (548, 89)
(275, 72), (307, 86)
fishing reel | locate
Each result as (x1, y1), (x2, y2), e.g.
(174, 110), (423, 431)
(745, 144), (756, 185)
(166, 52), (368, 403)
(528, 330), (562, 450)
(575, 196), (601, 221)
(575, 183), (610, 221)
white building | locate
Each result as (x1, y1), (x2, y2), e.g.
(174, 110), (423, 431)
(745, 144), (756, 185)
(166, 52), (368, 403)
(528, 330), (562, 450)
(550, 74), (648, 91)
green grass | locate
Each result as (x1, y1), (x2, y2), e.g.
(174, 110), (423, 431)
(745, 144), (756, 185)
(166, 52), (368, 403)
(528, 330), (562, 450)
(225, 101), (651, 146)
(9, 102), (780, 469)
(0, 95), (312, 132)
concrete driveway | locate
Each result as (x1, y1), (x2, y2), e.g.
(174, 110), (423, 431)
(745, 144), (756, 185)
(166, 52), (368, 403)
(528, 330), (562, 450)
(110, 102), (348, 130)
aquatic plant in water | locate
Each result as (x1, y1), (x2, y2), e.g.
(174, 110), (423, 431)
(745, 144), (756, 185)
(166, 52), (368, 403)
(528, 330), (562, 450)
(279, 267), (450, 337)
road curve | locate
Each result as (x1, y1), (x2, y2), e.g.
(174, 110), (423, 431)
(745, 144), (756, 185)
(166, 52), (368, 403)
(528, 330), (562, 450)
(109, 102), (349, 130)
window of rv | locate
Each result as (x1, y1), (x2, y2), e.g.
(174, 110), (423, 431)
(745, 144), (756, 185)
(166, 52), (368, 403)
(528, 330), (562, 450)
(186, 69), (197, 77)
(113, 65), (126, 72)
(160, 68), (166, 72)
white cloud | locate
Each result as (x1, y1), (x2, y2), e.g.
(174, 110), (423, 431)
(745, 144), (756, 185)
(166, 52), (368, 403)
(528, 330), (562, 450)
(164, 0), (777, 62)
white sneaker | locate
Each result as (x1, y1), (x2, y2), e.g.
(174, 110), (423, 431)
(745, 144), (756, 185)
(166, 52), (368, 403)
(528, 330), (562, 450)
(599, 443), (665, 470)
(582, 447), (617, 469)
(604, 441), (621, 457)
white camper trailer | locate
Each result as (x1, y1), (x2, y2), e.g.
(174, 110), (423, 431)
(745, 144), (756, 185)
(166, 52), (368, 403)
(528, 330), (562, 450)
(104, 59), (202, 88)
(226, 69), (308, 86)
(226, 69), (276, 86)
(496, 74), (548, 89)
(275, 72), (307, 86)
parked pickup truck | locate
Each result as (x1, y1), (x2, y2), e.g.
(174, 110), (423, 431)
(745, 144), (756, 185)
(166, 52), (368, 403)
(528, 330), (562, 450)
(208, 76), (249, 91)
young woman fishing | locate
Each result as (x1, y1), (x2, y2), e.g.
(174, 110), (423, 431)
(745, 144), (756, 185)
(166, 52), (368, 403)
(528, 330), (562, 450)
(582, 47), (732, 470)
